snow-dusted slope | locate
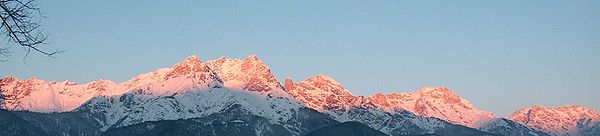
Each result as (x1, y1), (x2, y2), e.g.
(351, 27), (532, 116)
(285, 75), (494, 128)
(285, 74), (495, 135)
(0, 58), (179, 112)
(284, 75), (370, 112)
(509, 105), (600, 136)
(0, 76), (125, 112)
(367, 86), (495, 128)
(479, 118), (550, 136)
(205, 55), (284, 92)
(3, 54), (597, 136)
(76, 55), (320, 135)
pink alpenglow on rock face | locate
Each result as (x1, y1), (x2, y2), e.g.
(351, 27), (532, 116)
(285, 74), (495, 128)
(133, 55), (223, 96)
(2, 54), (599, 136)
(0, 76), (123, 112)
(0, 54), (287, 112)
(509, 105), (600, 136)
(164, 55), (214, 80)
(206, 54), (284, 93)
(366, 87), (496, 128)
(0, 55), (220, 112)
(285, 75), (368, 111)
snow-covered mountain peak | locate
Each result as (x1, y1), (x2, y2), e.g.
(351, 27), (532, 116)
(509, 105), (600, 136)
(48, 80), (78, 86)
(284, 77), (294, 92)
(1, 76), (35, 83)
(0, 76), (15, 83)
(122, 68), (171, 90)
(164, 55), (214, 80)
(285, 74), (361, 111)
(285, 76), (505, 135)
(245, 54), (259, 61)
(410, 87), (495, 127)
(413, 86), (476, 109)
(307, 74), (341, 84)
(300, 74), (350, 96)
(364, 87), (496, 128)
(1, 55), (224, 112)
(206, 55), (283, 93)
(1, 76), (17, 84)
(0, 76), (125, 112)
(83, 80), (119, 94)
(284, 75), (495, 128)
(27, 76), (40, 81)
(184, 55), (202, 63)
(416, 86), (451, 94)
(128, 56), (222, 96)
(74, 55), (308, 132)
(3, 76), (45, 84)
(4, 54), (595, 136)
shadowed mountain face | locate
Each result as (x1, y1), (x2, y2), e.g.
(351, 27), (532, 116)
(0, 109), (47, 136)
(102, 105), (338, 136)
(303, 121), (389, 136)
(0, 109), (102, 136)
(478, 118), (550, 136)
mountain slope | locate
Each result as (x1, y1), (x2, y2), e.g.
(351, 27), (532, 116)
(367, 87), (495, 128)
(13, 110), (103, 135)
(75, 55), (334, 135)
(102, 104), (337, 136)
(0, 109), (103, 136)
(0, 77), (125, 112)
(479, 118), (550, 136)
(285, 75), (496, 135)
(576, 118), (600, 135)
(206, 54), (284, 93)
(285, 75), (494, 128)
(509, 105), (600, 136)
(1, 54), (596, 136)
(303, 121), (389, 136)
(0, 109), (48, 136)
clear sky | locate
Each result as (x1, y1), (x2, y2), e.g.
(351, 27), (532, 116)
(1, 0), (598, 117)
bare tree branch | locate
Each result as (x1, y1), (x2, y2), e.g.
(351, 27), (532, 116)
(0, 0), (61, 61)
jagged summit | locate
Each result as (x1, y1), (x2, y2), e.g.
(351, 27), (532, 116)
(1, 76), (43, 83)
(285, 74), (361, 111)
(366, 86), (495, 128)
(286, 75), (495, 128)
(284, 77), (294, 92)
(307, 74), (342, 85)
(301, 74), (350, 95)
(285, 75), (496, 128)
(164, 55), (210, 79)
(2, 54), (597, 136)
(245, 54), (259, 61)
(127, 55), (223, 96)
(415, 86), (451, 93)
(206, 54), (283, 93)
(509, 104), (600, 136)
(185, 55), (202, 62)
(0, 75), (124, 112)
(28, 76), (39, 81)
(285, 75), (504, 135)
(0, 54), (287, 112)
(1, 76), (17, 83)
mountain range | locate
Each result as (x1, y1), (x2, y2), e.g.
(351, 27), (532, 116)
(1, 54), (598, 136)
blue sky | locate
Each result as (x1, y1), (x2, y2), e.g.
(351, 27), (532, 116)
(1, 0), (598, 117)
